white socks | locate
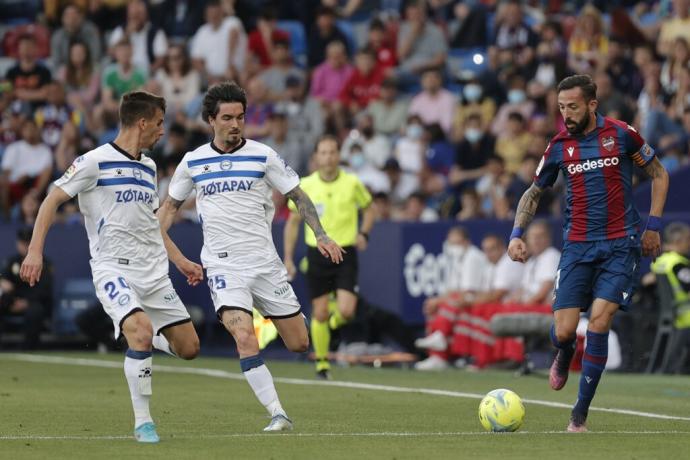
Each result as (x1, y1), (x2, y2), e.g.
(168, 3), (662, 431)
(152, 335), (176, 357)
(241, 355), (285, 417)
(124, 349), (153, 428)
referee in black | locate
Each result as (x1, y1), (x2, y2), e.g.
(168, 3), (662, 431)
(284, 135), (375, 379)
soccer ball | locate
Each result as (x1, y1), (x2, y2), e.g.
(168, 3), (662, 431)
(478, 389), (525, 432)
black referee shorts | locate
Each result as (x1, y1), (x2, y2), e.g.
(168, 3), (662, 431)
(305, 245), (358, 300)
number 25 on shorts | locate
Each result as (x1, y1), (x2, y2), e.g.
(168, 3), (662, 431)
(208, 275), (227, 290)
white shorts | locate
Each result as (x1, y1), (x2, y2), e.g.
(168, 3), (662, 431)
(206, 260), (301, 320)
(92, 265), (190, 339)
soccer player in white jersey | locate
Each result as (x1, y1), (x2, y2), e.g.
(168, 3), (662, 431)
(157, 82), (345, 432)
(20, 92), (202, 444)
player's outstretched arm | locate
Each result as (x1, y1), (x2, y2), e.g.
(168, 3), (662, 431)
(20, 187), (71, 287)
(285, 185), (345, 264)
(641, 157), (669, 257)
(156, 197), (203, 286)
(283, 211), (302, 280)
(508, 183), (544, 263)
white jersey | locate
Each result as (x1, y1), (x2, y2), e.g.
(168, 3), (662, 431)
(54, 143), (168, 276)
(481, 252), (525, 298)
(167, 139), (299, 269)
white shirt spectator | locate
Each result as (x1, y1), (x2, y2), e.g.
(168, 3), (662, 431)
(1, 140), (52, 182)
(444, 243), (488, 293)
(394, 137), (424, 173)
(520, 246), (561, 303)
(345, 164), (389, 194)
(109, 24), (168, 73)
(482, 252), (525, 298)
(190, 16), (247, 77)
(341, 133), (391, 169)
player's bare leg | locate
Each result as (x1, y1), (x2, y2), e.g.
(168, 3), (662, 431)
(310, 294), (332, 379)
(156, 321), (200, 360)
(121, 311), (159, 443)
(568, 299), (618, 433)
(550, 307), (580, 391)
(272, 314), (309, 353)
(221, 308), (292, 432)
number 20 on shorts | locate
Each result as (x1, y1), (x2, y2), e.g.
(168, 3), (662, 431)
(104, 277), (131, 300)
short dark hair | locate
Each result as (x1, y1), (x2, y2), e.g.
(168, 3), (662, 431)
(202, 82), (247, 123)
(315, 134), (340, 152)
(316, 5), (336, 17)
(557, 74), (598, 101)
(18, 34), (36, 44)
(369, 18), (385, 31)
(119, 91), (166, 127)
(482, 233), (506, 246)
(507, 111), (525, 124)
(448, 225), (470, 241)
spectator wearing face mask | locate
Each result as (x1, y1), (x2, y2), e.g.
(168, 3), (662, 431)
(451, 80), (496, 142)
(449, 114), (496, 191)
(393, 115), (426, 178)
(343, 144), (389, 194)
(341, 113), (392, 170)
(414, 226), (488, 371)
(491, 73), (535, 136)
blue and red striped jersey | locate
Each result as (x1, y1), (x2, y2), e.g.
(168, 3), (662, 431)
(534, 114), (655, 242)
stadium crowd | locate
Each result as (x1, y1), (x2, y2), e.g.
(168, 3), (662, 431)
(0, 0), (689, 226)
(1, 0), (690, 364)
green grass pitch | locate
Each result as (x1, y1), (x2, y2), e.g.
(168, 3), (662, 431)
(1, 352), (689, 459)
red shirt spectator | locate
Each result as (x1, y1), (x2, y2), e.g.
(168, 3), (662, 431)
(248, 8), (289, 67)
(339, 48), (384, 111)
(367, 18), (397, 71)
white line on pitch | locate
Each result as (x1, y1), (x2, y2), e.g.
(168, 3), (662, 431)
(3, 354), (690, 422)
(1, 430), (690, 441)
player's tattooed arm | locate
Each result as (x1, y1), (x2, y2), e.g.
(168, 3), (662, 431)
(513, 183), (544, 230)
(285, 186), (329, 241)
(642, 156), (669, 217)
(642, 156), (668, 180)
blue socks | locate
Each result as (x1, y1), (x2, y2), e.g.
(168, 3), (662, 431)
(550, 325), (576, 372)
(240, 354), (265, 372)
(574, 330), (608, 417)
(126, 349), (152, 359)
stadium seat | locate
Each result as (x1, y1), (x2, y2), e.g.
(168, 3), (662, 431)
(276, 20), (307, 68)
(53, 278), (98, 335)
(645, 275), (687, 373)
(336, 20), (358, 55)
(448, 47), (488, 80)
(1, 23), (51, 58)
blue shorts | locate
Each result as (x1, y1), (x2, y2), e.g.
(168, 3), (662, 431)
(552, 235), (641, 311)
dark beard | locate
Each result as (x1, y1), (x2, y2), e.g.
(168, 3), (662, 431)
(565, 113), (591, 135)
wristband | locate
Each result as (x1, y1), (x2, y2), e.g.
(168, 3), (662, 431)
(646, 215), (662, 232)
(359, 232), (369, 241)
(510, 227), (524, 240)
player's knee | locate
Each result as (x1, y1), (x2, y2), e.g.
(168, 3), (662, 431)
(288, 334), (309, 353)
(554, 325), (576, 344)
(176, 338), (200, 360)
(123, 315), (154, 349)
(233, 328), (259, 354)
